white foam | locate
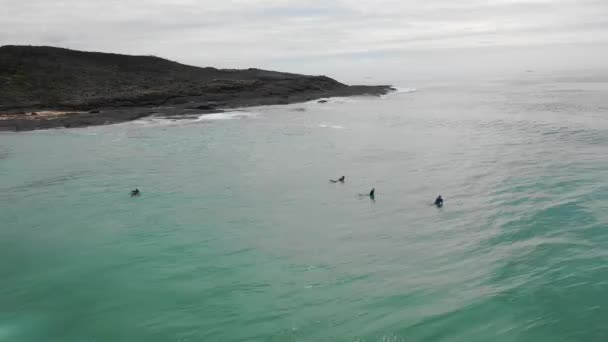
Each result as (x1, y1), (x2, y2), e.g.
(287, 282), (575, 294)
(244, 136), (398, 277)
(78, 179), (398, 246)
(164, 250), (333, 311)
(331, 97), (358, 103)
(120, 110), (258, 128)
(382, 87), (418, 98)
(395, 87), (418, 93)
(196, 111), (258, 121)
(319, 124), (345, 129)
(306, 97), (358, 105)
(131, 117), (182, 126)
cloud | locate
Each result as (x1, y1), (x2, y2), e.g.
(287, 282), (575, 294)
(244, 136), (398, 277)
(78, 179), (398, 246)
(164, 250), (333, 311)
(2, 0), (608, 75)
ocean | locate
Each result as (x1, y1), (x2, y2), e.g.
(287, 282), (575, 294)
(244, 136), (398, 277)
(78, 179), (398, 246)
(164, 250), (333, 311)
(1, 70), (608, 341)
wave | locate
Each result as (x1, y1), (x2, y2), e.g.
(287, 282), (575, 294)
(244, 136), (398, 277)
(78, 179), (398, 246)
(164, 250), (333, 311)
(394, 87), (418, 93)
(319, 124), (345, 129)
(128, 110), (258, 126)
(2, 170), (92, 193)
(130, 117), (187, 127)
(381, 87), (418, 98)
(196, 111), (258, 121)
(305, 97), (360, 105)
(0, 146), (10, 160)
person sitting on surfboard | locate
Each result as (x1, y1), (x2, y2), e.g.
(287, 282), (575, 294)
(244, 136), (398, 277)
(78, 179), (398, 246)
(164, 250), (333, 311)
(358, 188), (375, 200)
(130, 189), (141, 197)
(434, 195), (443, 206)
(330, 176), (345, 183)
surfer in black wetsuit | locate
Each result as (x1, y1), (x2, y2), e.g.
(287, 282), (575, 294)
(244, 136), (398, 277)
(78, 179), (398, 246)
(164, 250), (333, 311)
(358, 188), (375, 201)
(131, 189), (141, 197)
(434, 195), (443, 206)
(330, 176), (345, 183)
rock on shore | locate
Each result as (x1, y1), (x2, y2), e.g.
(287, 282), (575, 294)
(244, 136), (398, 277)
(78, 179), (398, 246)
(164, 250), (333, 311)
(0, 45), (393, 131)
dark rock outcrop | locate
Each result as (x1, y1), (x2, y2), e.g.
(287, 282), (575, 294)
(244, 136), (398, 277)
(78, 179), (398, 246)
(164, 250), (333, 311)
(0, 45), (392, 131)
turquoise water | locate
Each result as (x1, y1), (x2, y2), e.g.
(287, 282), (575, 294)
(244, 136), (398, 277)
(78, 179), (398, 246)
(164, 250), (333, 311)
(1, 72), (608, 341)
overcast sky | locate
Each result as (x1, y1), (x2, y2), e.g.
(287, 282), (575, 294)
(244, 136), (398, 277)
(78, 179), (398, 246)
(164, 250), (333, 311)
(2, 0), (607, 81)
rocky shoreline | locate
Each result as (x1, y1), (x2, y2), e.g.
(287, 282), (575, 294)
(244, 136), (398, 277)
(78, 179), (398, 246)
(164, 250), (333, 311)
(0, 85), (392, 131)
(0, 46), (393, 131)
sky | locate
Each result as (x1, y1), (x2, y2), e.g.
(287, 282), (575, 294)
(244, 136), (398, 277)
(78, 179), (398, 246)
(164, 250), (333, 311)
(2, 0), (608, 82)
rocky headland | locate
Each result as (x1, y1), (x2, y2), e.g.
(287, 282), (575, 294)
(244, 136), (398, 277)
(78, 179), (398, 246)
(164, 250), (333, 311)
(0, 46), (393, 131)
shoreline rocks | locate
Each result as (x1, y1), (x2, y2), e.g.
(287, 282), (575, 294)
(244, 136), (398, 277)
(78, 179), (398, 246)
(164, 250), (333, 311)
(0, 45), (393, 131)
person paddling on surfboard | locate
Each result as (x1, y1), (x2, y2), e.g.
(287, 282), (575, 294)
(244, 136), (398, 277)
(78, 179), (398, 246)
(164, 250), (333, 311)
(131, 189), (141, 197)
(330, 176), (345, 183)
(434, 195), (443, 206)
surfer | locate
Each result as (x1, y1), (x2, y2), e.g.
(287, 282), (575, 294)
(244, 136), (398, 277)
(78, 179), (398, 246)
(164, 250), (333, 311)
(130, 189), (141, 197)
(330, 176), (345, 183)
(357, 188), (375, 201)
(434, 195), (443, 206)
